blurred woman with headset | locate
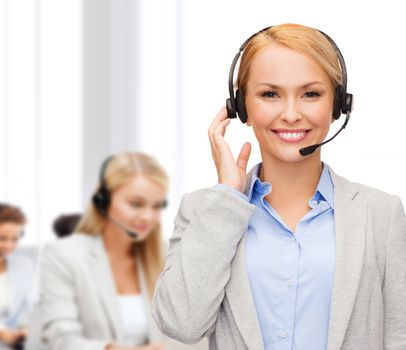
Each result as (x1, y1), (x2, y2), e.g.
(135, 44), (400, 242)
(0, 204), (34, 350)
(39, 152), (168, 350)
(152, 24), (406, 349)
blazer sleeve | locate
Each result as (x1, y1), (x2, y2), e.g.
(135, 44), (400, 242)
(39, 243), (109, 350)
(383, 195), (406, 349)
(151, 188), (255, 344)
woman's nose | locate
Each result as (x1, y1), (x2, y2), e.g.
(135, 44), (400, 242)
(139, 207), (156, 222)
(280, 100), (302, 124)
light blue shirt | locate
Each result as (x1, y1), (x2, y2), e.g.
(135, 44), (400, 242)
(217, 162), (335, 349)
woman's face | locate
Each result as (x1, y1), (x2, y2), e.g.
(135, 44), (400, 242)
(0, 222), (23, 260)
(107, 175), (166, 241)
(244, 43), (335, 163)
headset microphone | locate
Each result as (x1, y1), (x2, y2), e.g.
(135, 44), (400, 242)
(299, 112), (350, 156)
(108, 216), (139, 240)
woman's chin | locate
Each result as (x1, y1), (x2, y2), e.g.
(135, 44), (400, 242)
(263, 146), (318, 164)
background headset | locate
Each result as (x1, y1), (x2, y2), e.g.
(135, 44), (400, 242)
(92, 155), (143, 239)
(226, 26), (354, 156)
(92, 155), (114, 217)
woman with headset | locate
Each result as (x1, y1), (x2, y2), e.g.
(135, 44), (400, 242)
(0, 204), (34, 350)
(152, 24), (406, 349)
(39, 153), (168, 350)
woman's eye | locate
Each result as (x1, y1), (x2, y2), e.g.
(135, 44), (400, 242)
(303, 91), (321, 98)
(153, 200), (167, 210)
(261, 91), (279, 98)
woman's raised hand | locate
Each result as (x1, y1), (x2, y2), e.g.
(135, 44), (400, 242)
(208, 106), (251, 193)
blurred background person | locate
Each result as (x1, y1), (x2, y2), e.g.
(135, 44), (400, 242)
(52, 213), (82, 238)
(38, 152), (168, 350)
(0, 204), (34, 350)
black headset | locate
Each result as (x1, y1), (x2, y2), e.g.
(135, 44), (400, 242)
(226, 26), (353, 124)
(92, 156), (114, 217)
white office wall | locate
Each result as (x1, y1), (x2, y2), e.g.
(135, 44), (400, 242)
(1, 0), (405, 245)
(0, 0), (82, 245)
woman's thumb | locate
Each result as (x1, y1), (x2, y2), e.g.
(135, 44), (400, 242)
(236, 142), (251, 172)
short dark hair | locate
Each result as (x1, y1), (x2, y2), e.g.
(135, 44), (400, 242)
(0, 203), (27, 225)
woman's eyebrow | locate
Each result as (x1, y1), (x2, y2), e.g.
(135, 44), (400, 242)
(129, 195), (162, 204)
(128, 195), (146, 201)
(256, 81), (324, 89)
(300, 81), (324, 88)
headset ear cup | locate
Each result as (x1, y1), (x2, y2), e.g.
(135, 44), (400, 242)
(333, 85), (343, 120)
(92, 188), (110, 217)
(342, 92), (353, 114)
(226, 98), (237, 119)
(236, 90), (248, 123)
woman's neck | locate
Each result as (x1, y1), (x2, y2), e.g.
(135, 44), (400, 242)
(260, 153), (323, 203)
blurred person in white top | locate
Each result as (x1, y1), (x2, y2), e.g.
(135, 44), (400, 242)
(0, 203), (34, 350)
(39, 152), (169, 350)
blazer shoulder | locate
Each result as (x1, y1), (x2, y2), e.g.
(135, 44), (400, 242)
(355, 181), (399, 203)
(42, 233), (100, 263)
(330, 167), (401, 205)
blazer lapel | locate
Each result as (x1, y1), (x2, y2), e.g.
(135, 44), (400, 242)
(327, 169), (368, 350)
(226, 234), (264, 350)
(88, 235), (123, 340)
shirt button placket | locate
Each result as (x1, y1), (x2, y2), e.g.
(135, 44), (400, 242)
(279, 329), (288, 338)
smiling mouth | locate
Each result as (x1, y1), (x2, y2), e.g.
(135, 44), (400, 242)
(133, 225), (149, 233)
(271, 129), (311, 142)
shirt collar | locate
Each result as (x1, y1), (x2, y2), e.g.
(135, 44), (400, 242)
(246, 162), (334, 209)
(314, 163), (334, 209)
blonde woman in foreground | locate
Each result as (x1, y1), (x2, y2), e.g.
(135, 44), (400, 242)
(152, 24), (406, 350)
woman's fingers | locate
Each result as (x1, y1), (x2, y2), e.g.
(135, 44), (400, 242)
(209, 106), (228, 134)
(236, 142), (252, 172)
(208, 106), (250, 192)
(212, 118), (231, 147)
(209, 107), (228, 137)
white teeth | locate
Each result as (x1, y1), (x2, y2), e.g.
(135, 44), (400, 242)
(277, 131), (305, 140)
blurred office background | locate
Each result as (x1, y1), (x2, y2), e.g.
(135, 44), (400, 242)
(1, 0), (406, 247)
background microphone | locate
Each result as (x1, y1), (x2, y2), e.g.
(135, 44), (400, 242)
(299, 113), (350, 156)
(109, 216), (140, 240)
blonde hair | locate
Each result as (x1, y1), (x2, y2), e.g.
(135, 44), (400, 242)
(237, 23), (343, 97)
(75, 152), (168, 299)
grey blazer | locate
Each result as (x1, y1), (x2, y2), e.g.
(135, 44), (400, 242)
(152, 167), (406, 350)
(38, 233), (163, 350)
